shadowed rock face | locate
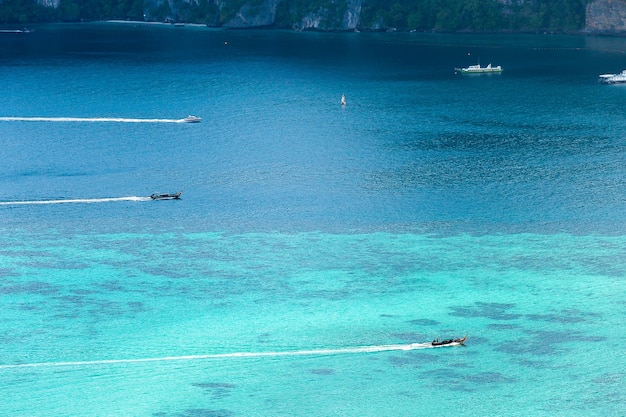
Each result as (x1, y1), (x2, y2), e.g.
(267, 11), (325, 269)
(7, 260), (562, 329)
(38, 0), (60, 7)
(217, 0), (625, 33)
(222, 0), (362, 30)
(222, 0), (280, 28)
(32, 0), (626, 34)
(137, 0), (361, 30)
(585, 0), (626, 33)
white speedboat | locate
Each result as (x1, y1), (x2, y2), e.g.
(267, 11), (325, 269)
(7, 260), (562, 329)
(183, 115), (201, 123)
(0, 28), (33, 33)
(599, 70), (626, 84)
(455, 63), (502, 74)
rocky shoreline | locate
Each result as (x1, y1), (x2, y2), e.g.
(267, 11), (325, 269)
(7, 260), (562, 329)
(3, 0), (626, 35)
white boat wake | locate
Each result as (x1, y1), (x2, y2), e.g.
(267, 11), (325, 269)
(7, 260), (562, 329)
(0, 342), (455, 370)
(0, 196), (152, 206)
(0, 117), (188, 123)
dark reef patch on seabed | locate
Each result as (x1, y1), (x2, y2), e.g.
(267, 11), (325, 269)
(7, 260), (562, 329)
(526, 308), (601, 324)
(96, 280), (129, 292)
(0, 267), (19, 278)
(448, 302), (522, 320)
(51, 294), (149, 320)
(495, 330), (606, 357)
(526, 330), (606, 344)
(16, 302), (43, 311)
(0, 281), (60, 295)
(21, 260), (88, 270)
(141, 266), (189, 279)
(389, 352), (440, 368)
(422, 368), (515, 392)
(408, 318), (440, 326)
(592, 372), (624, 385)
(192, 382), (236, 399)
(487, 323), (521, 331)
(465, 372), (516, 385)
(154, 409), (234, 417)
(310, 368), (335, 375)
(514, 357), (556, 369)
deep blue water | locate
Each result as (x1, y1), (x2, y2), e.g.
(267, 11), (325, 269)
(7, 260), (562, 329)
(2, 23), (625, 235)
(0, 23), (625, 417)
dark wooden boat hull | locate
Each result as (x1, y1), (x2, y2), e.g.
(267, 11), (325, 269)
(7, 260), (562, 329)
(150, 192), (182, 200)
(431, 336), (467, 347)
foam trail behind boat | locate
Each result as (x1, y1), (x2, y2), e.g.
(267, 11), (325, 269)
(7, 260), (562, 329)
(0, 196), (152, 205)
(0, 117), (187, 123)
(0, 342), (444, 370)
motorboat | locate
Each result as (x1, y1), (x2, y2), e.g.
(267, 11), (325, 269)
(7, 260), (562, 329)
(183, 115), (201, 123)
(430, 336), (467, 347)
(0, 28), (33, 33)
(455, 64), (502, 74)
(341, 93), (346, 106)
(150, 191), (182, 200)
(599, 70), (626, 84)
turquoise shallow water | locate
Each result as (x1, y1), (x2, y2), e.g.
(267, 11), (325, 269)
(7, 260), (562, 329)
(0, 23), (625, 416)
(0, 232), (624, 415)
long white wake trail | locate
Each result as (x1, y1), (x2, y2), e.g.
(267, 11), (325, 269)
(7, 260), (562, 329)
(0, 117), (186, 123)
(0, 342), (451, 370)
(0, 196), (152, 206)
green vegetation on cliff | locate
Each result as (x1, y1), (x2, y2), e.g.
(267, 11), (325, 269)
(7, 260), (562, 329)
(0, 0), (144, 22)
(365, 0), (590, 32)
(0, 0), (591, 32)
(0, 0), (55, 22)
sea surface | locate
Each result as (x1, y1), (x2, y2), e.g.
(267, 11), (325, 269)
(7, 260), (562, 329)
(0, 23), (625, 416)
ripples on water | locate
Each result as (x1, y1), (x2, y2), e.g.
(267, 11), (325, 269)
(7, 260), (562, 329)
(0, 24), (625, 417)
(1, 26), (625, 234)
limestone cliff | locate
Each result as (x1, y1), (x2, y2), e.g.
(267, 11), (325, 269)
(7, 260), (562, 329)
(222, 0), (279, 28)
(290, 0), (361, 31)
(140, 0), (361, 30)
(585, 0), (626, 33)
(221, 0), (626, 33)
(25, 0), (626, 34)
(38, 0), (60, 7)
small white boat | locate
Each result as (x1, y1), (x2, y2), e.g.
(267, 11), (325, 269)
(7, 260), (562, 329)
(341, 94), (346, 106)
(183, 115), (201, 123)
(455, 63), (502, 74)
(599, 70), (626, 84)
(0, 28), (33, 33)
